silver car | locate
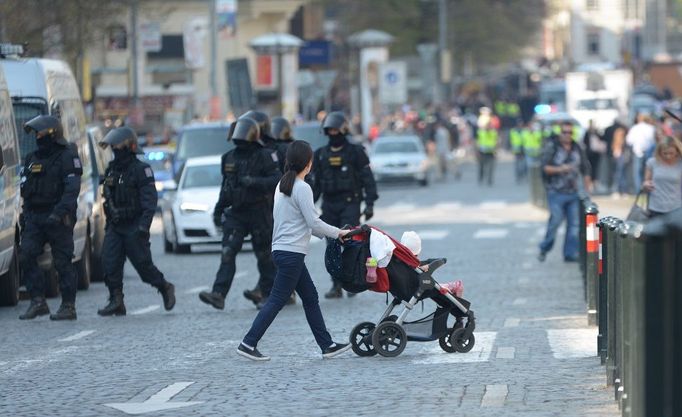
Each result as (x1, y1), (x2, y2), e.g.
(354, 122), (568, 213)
(370, 135), (432, 186)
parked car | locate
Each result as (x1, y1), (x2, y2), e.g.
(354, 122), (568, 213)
(85, 125), (112, 282)
(0, 62), (23, 306)
(172, 122), (234, 177)
(370, 135), (432, 186)
(140, 146), (174, 203)
(1, 54), (95, 293)
(161, 156), (223, 254)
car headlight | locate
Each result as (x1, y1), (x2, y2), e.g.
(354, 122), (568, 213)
(180, 202), (209, 214)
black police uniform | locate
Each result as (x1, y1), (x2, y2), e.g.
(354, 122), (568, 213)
(19, 118), (82, 320)
(100, 154), (174, 304)
(208, 143), (281, 302)
(313, 137), (378, 294)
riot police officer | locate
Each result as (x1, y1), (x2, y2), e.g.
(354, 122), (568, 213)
(19, 115), (82, 320)
(97, 127), (175, 316)
(271, 116), (294, 143)
(312, 111), (378, 298)
(199, 117), (281, 310)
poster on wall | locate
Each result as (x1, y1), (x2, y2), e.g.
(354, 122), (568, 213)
(183, 17), (207, 69)
(216, 0), (237, 39)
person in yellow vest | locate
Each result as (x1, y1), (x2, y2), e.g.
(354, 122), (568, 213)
(523, 121), (544, 168)
(477, 120), (499, 186)
(510, 119), (526, 183)
(551, 124), (580, 142)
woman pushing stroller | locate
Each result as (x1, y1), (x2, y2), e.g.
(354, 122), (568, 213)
(238, 140), (352, 361)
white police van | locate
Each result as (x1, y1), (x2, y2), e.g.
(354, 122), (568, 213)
(0, 53), (22, 306)
(0, 45), (95, 295)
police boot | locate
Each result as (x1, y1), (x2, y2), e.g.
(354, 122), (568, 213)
(243, 287), (263, 306)
(324, 283), (343, 299)
(158, 282), (176, 311)
(19, 297), (50, 320)
(97, 289), (126, 316)
(198, 291), (225, 310)
(50, 302), (77, 321)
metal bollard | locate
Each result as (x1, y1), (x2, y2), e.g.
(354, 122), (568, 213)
(605, 218), (622, 388)
(585, 203), (599, 325)
(597, 217), (609, 364)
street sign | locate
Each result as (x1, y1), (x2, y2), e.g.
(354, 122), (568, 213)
(140, 22), (162, 53)
(379, 61), (407, 105)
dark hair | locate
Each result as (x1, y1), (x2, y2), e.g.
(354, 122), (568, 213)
(279, 140), (313, 197)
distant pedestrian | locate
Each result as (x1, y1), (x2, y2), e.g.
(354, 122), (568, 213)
(476, 120), (498, 186)
(238, 140), (351, 361)
(583, 119), (607, 188)
(538, 121), (592, 263)
(509, 120), (526, 183)
(434, 121), (451, 179)
(626, 114), (656, 192)
(611, 123), (631, 196)
(642, 136), (682, 217)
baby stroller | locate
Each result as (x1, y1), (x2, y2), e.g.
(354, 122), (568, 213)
(325, 225), (476, 358)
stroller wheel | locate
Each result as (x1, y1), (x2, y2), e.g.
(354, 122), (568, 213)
(450, 328), (476, 353)
(372, 321), (407, 357)
(380, 315), (398, 323)
(439, 332), (456, 353)
(350, 322), (377, 357)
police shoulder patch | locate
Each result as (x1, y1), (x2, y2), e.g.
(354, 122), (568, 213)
(271, 151), (279, 162)
(73, 157), (82, 168)
(144, 167), (153, 178)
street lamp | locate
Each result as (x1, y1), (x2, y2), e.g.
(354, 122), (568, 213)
(249, 33), (303, 116)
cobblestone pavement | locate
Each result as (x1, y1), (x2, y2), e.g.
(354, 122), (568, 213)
(0, 161), (620, 417)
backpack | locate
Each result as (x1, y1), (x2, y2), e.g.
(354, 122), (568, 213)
(325, 238), (370, 293)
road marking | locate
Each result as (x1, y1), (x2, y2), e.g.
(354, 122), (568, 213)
(412, 332), (496, 364)
(104, 381), (203, 415)
(479, 201), (508, 209)
(481, 384), (508, 407)
(514, 222), (532, 228)
(473, 228), (508, 239)
(58, 330), (95, 342)
(512, 298), (527, 306)
(416, 230), (450, 240)
(433, 202), (461, 210)
(130, 305), (160, 315)
(496, 347), (515, 359)
(504, 318), (520, 328)
(546, 328), (598, 359)
(387, 202), (418, 211)
(185, 286), (209, 295)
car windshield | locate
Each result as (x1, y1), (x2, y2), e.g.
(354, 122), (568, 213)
(373, 140), (420, 154)
(293, 124), (328, 150)
(577, 98), (617, 110)
(181, 164), (222, 189)
(12, 99), (48, 161)
(176, 127), (234, 160)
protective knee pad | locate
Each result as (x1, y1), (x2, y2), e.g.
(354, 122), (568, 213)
(221, 246), (236, 263)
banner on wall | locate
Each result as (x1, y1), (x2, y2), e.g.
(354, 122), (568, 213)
(216, 0), (237, 39)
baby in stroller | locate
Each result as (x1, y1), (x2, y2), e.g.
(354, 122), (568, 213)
(325, 225), (476, 358)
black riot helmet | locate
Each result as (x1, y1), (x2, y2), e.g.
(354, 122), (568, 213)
(241, 110), (271, 138)
(271, 117), (292, 142)
(23, 115), (67, 145)
(230, 117), (263, 146)
(99, 126), (143, 154)
(322, 111), (350, 136)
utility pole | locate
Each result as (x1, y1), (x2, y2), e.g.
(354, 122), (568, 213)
(437, 0), (448, 105)
(209, 0), (219, 118)
(130, 0), (139, 105)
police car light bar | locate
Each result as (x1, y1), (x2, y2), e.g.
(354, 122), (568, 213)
(0, 43), (26, 57)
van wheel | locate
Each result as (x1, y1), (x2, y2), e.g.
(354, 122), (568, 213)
(44, 267), (60, 298)
(76, 236), (92, 290)
(0, 243), (21, 306)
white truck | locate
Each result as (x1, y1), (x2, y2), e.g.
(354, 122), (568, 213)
(566, 69), (633, 131)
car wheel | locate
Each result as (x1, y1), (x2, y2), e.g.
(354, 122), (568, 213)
(0, 241), (21, 306)
(76, 235), (92, 290)
(170, 216), (190, 254)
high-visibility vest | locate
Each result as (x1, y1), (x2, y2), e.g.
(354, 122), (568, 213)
(494, 101), (506, 116)
(507, 102), (520, 118)
(522, 129), (543, 157)
(551, 125), (580, 142)
(477, 129), (498, 152)
(510, 128), (524, 154)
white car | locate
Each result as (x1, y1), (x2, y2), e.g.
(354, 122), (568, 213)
(162, 156), (223, 253)
(370, 135), (432, 186)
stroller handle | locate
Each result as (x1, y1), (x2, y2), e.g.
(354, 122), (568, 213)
(342, 224), (371, 238)
(426, 258), (447, 272)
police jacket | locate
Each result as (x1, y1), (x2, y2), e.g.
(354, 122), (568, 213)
(102, 156), (157, 230)
(312, 141), (378, 206)
(21, 144), (82, 219)
(214, 145), (281, 215)
(262, 135), (287, 173)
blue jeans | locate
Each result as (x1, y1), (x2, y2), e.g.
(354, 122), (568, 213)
(539, 191), (580, 260)
(243, 250), (333, 351)
(632, 155), (643, 193)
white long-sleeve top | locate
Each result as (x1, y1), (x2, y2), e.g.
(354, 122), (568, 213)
(271, 178), (341, 254)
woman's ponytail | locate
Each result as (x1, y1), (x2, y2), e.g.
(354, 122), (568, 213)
(278, 140), (313, 197)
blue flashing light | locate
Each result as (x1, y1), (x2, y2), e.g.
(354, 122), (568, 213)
(146, 151), (167, 161)
(534, 104), (552, 115)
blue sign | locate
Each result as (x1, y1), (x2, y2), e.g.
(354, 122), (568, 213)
(385, 71), (399, 85)
(299, 40), (331, 67)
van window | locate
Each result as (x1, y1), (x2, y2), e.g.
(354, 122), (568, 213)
(11, 97), (48, 162)
(0, 91), (18, 167)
